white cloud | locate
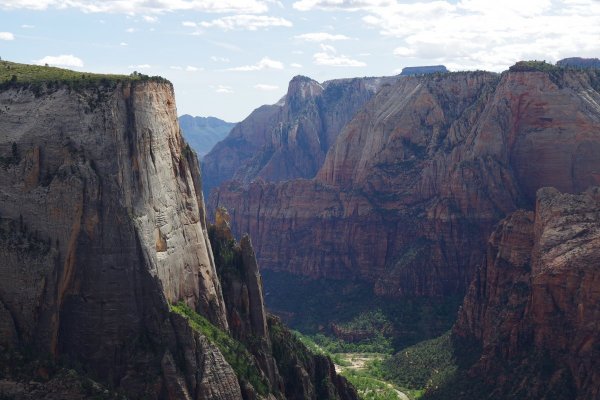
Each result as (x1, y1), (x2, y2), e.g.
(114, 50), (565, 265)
(200, 15), (292, 30)
(215, 85), (234, 94)
(143, 15), (157, 23)
(170, 66), (183, 70)
(293, 0), (600, 71)
(128, 64), (151, 69)
(125, 27), (136, 33)
(293, 0), (395, 12)
(186, 65), (201, 71)
(182, 21), (197, 27)
(120, 42), (128, 46)
(227, 56), (284, 71)
(211, 56), (230, 62)
(0, 0), (271, 14)
(295, 32), (350, 41)
(21, 24), (34, 28)
(36, 54), (83, 67)
(0, 32), (15, 40)
(254, 83), (279, 91)
(291, 63), (303, 68)
(313, 44), (365, 67)
(393, 46), (416, 57)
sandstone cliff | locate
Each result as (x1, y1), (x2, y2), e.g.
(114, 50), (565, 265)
(209, 208), (358, 400)
(210, 67), (600, 300)
(448, 187), (600, 399)
(0, 63), (356, 400)
(0, 71), (241, 399)
(201, 74), (396, 195)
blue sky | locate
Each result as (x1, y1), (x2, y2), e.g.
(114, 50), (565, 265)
(1, 0), (599, 121)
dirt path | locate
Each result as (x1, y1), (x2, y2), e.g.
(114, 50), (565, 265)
(334, 353), (410, 400)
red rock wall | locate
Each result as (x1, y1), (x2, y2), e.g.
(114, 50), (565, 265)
(454, 187), (600, 399)
(210, 69), (600, 297)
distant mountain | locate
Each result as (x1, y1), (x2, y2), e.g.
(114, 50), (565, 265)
(556, 57), (600, 69)
(179, 114), (235, 157)
(400, 65), (448, 75)
(201, 74), (397, 196)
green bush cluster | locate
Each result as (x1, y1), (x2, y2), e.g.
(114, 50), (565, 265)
(169, 302), (269, 396)
(380, 332), (457, 391)
(508, 60), (560, 73)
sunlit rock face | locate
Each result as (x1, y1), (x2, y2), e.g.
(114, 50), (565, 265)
(201, 74), (397, 196)
(0, 80), (240, 399)
(209, 68), (600, 300)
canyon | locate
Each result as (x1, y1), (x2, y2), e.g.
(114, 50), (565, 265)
(207, 64), (600, 301)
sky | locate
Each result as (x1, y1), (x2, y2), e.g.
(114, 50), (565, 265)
(0, 0), (599, 122)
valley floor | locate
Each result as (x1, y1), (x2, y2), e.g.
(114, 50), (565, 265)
(334, 353), (413, 400)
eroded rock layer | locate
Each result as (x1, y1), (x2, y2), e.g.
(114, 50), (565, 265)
(452, 187), (600, 399)
(201, 74), (396, 195)
(210, 68), (600, 298)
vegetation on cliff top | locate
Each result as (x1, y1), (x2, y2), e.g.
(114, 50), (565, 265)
(508, 60), (560, 72)
(0, 60), (169, 90)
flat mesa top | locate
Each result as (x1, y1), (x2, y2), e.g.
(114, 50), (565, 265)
(0, 60), (168, 86)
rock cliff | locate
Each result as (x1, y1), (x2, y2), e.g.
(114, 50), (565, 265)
(201, 74), (396, 195)
(210, 67), (600, 301)
(209, 208), (358, 400)
(449, 187), (600, 399)
(0, 62), (356, 400)
(0, 71), (239, 399)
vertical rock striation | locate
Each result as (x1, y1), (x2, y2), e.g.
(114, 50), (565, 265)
(209, 208), (358, 400)
(209, 67), (600, 300)
(452, 187), (600, 399)
(201, 74), (397, 195)
(0, 65), (358, 400)
(0, 78), (236, 399)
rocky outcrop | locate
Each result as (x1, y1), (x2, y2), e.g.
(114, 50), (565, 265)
(0, 70), (235, 399)
(451, 187), (600, 399)
(179, 115), (235, 157)
(209, 208), (359, 400)
(400, 65), (448, 75)
(201, 74), (396, 195)
(210, 67), (600, 300)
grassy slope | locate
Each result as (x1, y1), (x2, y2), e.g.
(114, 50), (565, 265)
(0, 60), (168, 88)
(169, 302), (270, 396)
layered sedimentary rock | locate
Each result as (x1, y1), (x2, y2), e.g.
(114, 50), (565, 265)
(453, 187), (600, 399)
(201, 74), (396, 195)
(210, 67), (600, 298)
